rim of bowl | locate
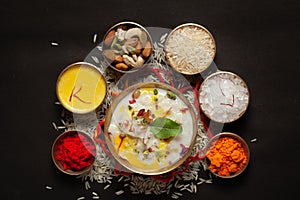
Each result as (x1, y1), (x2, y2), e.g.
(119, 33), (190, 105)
(104, 82), (197, 175)
(51, 130), (97, 175)
(198, 70), (250, 123)
(56, 61), (107, 114)
(164, 22), (217, 75)
(205, 132), (250, 178)
(101, 21), (154, 74)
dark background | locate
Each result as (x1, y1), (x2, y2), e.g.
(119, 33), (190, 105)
(1, 0), (299, 199)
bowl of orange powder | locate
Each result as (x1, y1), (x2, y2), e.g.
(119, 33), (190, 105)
(51, 130), (97, 175)
(205, 132), (250, 178)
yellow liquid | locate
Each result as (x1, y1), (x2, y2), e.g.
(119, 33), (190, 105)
(113, 133), (171, 170)
(57, 64), (106, 113)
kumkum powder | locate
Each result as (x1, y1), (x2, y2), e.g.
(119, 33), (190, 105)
(55, 132), (96, 171)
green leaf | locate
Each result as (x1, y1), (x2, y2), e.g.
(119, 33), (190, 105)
(150, 118), (182, 139)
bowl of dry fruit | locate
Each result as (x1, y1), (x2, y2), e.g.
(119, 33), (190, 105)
(102, 21), (153, 73)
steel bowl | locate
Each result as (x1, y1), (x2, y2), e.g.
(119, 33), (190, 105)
(205, 132), (250, 178)
(104, 82), (197, 175)
(56, 62), (107, 114)
(102, 21), (153, 73)
(51, 130), (97, 175)
(198, 71), (250, 123)
(164, 23), (216, 75)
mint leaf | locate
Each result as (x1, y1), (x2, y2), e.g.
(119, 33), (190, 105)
(150, 118), (182, 139)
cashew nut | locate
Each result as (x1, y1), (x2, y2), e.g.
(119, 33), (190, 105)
(123, 55), (145, 68)
(124, 28), (147, 47)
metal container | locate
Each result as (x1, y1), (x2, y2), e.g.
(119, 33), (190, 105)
(102, 21), (153, 73)
(104, 82), (197, 175)
(164, 23), (216, 75)
(199, 71), (250, 123)
(56, 62), (107, 114)
(51, 130), (97, 175)
(205, 132), (250, 178)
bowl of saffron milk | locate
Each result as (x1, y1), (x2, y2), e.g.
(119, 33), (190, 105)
(56, 62), (107, 114)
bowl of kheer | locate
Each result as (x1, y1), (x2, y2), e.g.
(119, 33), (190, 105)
(104, 82), (197, 175)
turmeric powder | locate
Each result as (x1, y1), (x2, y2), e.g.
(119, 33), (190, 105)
(206, 136), (248, 176)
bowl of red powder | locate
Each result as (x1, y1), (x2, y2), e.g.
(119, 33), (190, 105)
(205, 132), (250, 178)
(52, 130), (97, 175)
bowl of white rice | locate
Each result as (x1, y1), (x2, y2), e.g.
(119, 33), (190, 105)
(164, 23), (216, 75)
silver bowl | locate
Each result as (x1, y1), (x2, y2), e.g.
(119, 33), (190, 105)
(104, 82), (197, 175)
(205, 132), (250, 178)
(102, 21), (153, 73)
(52, 130), (97, 175)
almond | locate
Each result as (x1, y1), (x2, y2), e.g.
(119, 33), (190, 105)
(116, 63), (129, 70)
(104, 30), (115, 46)
(142, 41), (152, 58)
(115, 55), (123, 63)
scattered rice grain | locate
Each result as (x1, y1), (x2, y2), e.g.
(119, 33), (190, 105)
(60, 119), (66, 125)
(174, 192), (182, 196)
(57, 126), (66, 129)
(92, 196), (100, 199)
(77, 197), (85, 200)
(92, 192), (98, 196)
(118, 176), (124, 182)
(96, 46), (102, 51)
(205, 179), (212, 184)
(158, 43), (164, 48)
(160, 33), (168, 43)
(85, 181), (90, 190)
(187, 188), (193, 193)
(51, 42), (59, 46)
(251, 138), (257, 143)
(104, 185), (110, 190)
(52, 122), (58, 131)
(92, 56), (99, 63)
(115, 190), (124, 195)
(93, 34), (97, 43)
(45, 186), (52, 190)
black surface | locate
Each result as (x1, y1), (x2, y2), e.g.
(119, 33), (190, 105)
(1, 0), (299, 199)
